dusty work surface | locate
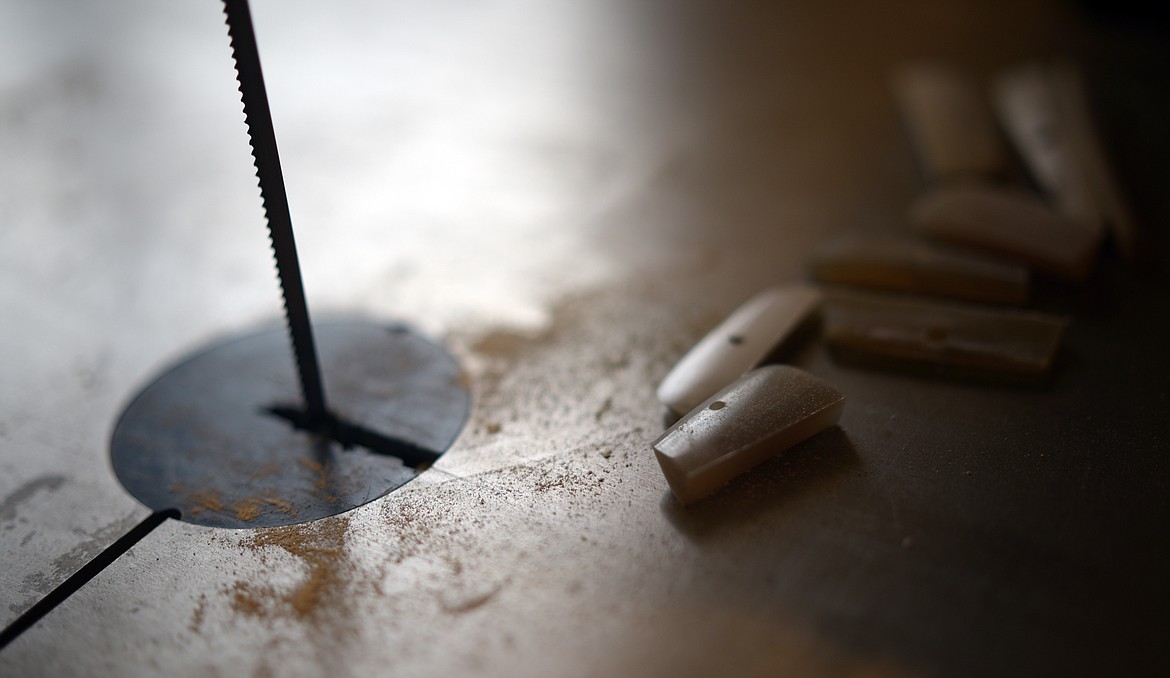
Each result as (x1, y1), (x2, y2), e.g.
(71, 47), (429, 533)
(1, 0), (1168, 676)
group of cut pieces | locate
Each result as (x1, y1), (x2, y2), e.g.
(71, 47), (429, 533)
(652, 61), (1135, 505)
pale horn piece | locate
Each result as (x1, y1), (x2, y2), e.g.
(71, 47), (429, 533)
(910, 184), (1101, 282)
(653, 365), (845, 505)
(823, 289), (1068, 383)
(656, 286), (822, 418)
(811, 234), (1029, 305)
(1046, 63), (1141, 261)
(991, 64), (1105, 238)
(893, 62), (1009, 183)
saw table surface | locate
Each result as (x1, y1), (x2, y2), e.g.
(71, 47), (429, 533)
(1, 0), (1167, 676)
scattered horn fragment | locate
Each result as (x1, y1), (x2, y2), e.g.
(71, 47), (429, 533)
(910, 185), (1101, 281)
(823, 290), (1068, 383)
(893, 62), (1009, 183)
(653, 365), (845, 505)
(992, 62), (1139, 260)
(992, 64), (1100, 229)
(656, 285), (822, 417)
(811, 235), (1029, 305)
(1048, 65), (1140, 261)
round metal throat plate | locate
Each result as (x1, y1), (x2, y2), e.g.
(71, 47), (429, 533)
(110, 321), (471, 528)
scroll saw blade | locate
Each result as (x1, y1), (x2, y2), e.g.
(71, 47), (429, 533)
(222, 0), (328, 424)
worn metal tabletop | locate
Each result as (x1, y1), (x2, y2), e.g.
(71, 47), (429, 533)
(1, 0), (1167, 675)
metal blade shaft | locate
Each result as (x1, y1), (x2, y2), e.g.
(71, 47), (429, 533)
(222, 0), (328, 422)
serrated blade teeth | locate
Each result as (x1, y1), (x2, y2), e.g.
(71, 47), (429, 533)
(221, 0), (329, 421)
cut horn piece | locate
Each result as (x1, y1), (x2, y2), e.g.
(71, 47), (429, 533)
(656, 285), (822, 417)
(893, 62), (1009, 183)
(910, 185), (1101, 281)
(1046, 64), (1141, 261)
(653, 366), (845, 505)
(992, 64), (1103, 234)
(992, 62), (1138, 260)
(811, 235), (1029, 305)
(823, 290), (1068, 383)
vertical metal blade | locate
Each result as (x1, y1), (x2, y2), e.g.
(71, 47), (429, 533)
(222, 0), (328, 421)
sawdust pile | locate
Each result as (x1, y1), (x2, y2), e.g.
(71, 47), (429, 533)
(171, 485), (298, 524)
(226, 515), (358, 624)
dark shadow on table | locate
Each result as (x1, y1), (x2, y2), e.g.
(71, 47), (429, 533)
(660, 426), (859, 544)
